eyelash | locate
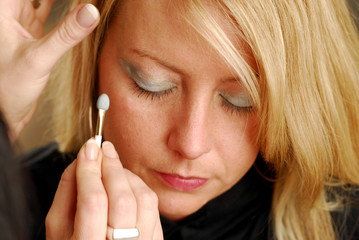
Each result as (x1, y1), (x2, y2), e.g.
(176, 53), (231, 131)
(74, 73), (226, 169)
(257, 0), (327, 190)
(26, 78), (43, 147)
(220, 96), (254, 115)
(132, 82), (174, 100)
(132, 81), (253, 115)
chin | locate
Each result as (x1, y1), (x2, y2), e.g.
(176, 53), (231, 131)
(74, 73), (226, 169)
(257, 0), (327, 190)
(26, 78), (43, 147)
(157, 191), (210, 221)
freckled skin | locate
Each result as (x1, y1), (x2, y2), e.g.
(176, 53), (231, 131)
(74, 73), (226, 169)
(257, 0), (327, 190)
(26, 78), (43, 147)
(98, 0), (260, 221)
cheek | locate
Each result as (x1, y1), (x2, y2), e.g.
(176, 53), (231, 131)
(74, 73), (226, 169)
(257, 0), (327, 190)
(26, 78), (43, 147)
(103, 94), (151, 156)
(217, 113), (259, 152)
(236, 114), (260, 158)
(100, 81), (169, 168)
(216, 114), (260, 178)
(242, 114), (260, 147)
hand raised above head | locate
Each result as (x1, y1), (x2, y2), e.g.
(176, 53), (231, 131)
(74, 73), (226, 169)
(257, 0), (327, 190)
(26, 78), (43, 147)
(0, 1), (99, 140)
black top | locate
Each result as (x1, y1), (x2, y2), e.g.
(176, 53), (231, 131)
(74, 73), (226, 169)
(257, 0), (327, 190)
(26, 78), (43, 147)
(23, 142), (359, 240)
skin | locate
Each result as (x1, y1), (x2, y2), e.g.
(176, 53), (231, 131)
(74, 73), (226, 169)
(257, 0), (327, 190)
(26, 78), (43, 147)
(99, 0), (260, 221)
(0, 1), (99, 139)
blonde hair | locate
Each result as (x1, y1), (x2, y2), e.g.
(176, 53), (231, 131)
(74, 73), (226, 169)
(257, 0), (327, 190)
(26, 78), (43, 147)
(52, 0), (359, 239)
(51, 0), (119, 151)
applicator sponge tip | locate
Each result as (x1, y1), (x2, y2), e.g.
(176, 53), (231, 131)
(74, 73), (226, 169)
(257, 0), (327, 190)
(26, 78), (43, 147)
(97, 93), (110, 110)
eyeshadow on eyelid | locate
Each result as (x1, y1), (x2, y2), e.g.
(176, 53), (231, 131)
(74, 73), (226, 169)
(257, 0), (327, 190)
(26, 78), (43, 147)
(221, 92), (252, 107)
(120, 58), (143, 80)
(120, 58), (176, 91)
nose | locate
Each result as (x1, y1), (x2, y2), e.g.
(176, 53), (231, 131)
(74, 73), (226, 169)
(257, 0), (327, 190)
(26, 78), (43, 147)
(167, 97), (212, 160)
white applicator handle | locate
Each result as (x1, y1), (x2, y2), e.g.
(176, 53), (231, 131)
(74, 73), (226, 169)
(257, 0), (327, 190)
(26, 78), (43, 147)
(95, 135), (102, 148)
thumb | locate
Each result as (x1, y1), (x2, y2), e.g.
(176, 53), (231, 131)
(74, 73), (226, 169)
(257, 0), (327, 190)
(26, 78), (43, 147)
(35, 3), (99, 74)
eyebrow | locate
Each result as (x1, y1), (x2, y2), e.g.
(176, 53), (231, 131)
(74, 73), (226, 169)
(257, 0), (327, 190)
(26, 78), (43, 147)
(131, 48), (190, 79)
(130, 48), (244, 84)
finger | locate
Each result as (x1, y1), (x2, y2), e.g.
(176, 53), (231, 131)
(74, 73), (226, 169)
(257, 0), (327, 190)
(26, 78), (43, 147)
(101, 141), (137, 229)
(32, 3), (99, 75)
(18, 1), (37, 33)
(0, 0), (25, 18)
(73, 139), (108, 239)
(35, 0), (56, 24)
(45, 160), (77, 239)
(125, 171), (162, 240)
(153, 217), (164, 240)
(18, 0), (55, 38)
(26, 17), (44, 39)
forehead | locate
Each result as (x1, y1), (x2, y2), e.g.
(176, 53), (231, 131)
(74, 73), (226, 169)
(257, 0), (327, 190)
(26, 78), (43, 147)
(112, 1), (214, 48)
(108, 0), (256, 73)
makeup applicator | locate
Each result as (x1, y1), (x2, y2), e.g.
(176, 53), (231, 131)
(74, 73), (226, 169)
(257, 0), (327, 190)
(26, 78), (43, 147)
(95, 93), (110, 147)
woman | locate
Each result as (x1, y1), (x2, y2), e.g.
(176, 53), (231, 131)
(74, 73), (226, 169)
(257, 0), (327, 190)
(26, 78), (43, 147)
(46, 0), (359, 239)
(1, 0), (358, 239)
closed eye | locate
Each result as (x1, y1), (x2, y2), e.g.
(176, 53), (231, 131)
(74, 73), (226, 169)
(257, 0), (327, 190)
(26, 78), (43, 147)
(131, 81), (175, 100)
(120, 58), (177, 100)
(220, 92), (253, 115)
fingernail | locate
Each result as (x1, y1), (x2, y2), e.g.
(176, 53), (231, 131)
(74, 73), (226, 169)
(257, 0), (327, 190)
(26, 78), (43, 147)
(77, 4), (99, 28)
(85, 139), (99, 160)
(102, 141), (118, 159)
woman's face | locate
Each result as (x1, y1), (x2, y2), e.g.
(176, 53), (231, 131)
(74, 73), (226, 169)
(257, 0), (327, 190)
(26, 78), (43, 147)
(99, 0), (260, 221)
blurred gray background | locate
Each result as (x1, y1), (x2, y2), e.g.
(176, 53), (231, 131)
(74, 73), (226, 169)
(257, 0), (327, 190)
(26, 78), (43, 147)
(16, 0), (359, 153)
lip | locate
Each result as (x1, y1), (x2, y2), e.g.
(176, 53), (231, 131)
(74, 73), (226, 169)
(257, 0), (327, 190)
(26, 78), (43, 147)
(156, 171), (208, 191)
